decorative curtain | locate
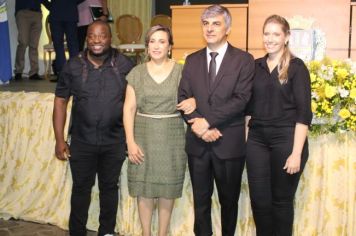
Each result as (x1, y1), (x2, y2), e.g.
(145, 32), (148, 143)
(0, 92), (355, 236)
(108, 0), (153, 46)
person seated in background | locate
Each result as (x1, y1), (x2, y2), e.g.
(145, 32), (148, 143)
(77, 0), (109, 52)
(53, 20), (134, 236)
(14, 0), (46, 80)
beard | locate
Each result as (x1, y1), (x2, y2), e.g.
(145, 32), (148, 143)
(88, 46), (111, 60)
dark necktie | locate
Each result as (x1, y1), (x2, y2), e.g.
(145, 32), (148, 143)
(209, 52), (219, 83)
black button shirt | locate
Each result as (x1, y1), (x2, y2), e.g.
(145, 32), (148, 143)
(55, 49), (134, 145)
(247, 56), (312, 127)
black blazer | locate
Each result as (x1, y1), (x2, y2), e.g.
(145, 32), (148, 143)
(42, 0), (84, 22)
(178, 44), (255, 159)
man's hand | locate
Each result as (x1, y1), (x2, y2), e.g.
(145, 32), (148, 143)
(188, 117), (210, 137)
(201, 128), (222, 142)
(55, 140), (70, 161)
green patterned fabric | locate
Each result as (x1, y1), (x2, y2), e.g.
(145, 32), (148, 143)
(127, 63), (187, 198)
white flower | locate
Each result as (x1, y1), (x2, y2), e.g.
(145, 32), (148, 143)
(319, 70), (333, 81)
(338, 87), (349, 98)
(351, 64), (356, 74)
(350, 104), (356, 114)
(311, 91), (319, 99)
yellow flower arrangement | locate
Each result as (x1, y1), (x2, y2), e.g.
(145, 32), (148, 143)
(307, 58), (356, 134)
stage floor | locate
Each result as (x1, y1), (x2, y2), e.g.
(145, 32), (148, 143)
(0, 77), (56, 93)
(0, 219), (99, 236)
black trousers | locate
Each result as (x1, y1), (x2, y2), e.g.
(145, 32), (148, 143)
(69, 140), (125, 236)
(77, 25), (88, 52)
(50, 20), (79, 74)
(246, 126), (308, 236)
(188, 150), (245, 236)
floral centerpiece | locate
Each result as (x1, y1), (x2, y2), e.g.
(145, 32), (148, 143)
(308, 58), (356, 135)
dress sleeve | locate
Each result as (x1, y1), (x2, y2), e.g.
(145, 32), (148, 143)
(292, 60), (313, 126)
(126, 66), (138, 89)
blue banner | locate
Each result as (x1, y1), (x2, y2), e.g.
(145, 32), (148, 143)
(0, 0), (12, 84)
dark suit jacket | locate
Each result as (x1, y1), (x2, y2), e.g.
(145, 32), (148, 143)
(178, 43), (254, 159)
(42, 0), (84, 22)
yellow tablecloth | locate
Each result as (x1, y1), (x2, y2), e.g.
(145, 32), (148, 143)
(0, 92), (355, 236)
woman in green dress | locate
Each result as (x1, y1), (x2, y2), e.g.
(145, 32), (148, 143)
(123, 25), (195, 236)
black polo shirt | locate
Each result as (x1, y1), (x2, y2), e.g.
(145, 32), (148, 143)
(247, 56), (312, 128)
(55, 48), (134, 145)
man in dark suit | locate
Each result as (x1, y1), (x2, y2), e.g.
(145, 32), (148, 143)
(178, 4), (254, 236)
(43, 0), (84, 82)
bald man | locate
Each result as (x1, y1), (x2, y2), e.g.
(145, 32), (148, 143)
(53, 21), (134, 236)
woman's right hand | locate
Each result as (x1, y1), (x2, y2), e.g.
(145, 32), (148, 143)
(176, 97), (196, 114)
(127, 141), (144, 165)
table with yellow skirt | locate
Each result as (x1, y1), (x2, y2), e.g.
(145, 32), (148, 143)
(0, 92), (355, 236)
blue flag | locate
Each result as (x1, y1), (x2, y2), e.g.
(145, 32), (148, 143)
(0, 0), (12, 84)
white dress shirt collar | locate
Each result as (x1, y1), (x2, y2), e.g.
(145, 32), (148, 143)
(206, 42), (228, 74)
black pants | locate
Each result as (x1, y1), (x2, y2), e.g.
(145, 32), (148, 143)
(50, 20), (79, 74)
(188, 151), (245, 236)
(69, 140), (125, 236)
(77, 25), (88, 52)
(246, 126), (308, 236)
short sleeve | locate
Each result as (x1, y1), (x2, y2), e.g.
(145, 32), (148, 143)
(126, 65), (139, 89)
(55, 62), (72, 98)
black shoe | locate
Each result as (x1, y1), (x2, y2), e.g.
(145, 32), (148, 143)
(14, 73), (22, 80)
(29, 73), (43, 80)
(50, 78), (58, 83)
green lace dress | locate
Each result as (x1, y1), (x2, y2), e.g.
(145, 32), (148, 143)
(127, 62), (187, 198)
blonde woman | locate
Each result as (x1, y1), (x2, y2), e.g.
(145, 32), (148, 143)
(245, 15), (312, 236)
(123, 25), (195, 236)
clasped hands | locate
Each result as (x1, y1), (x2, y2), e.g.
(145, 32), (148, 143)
(177, 98), (221, 142)
(188, 118), (222, 142)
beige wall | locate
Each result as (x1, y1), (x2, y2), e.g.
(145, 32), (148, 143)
(350, 3), (356, 59)
(171, 4), (248, 60)
(248, 0), (350, 59)
(171, 1), (351, 60)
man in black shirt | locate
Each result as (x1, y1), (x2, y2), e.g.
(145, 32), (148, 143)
(53, 20), (134, 236)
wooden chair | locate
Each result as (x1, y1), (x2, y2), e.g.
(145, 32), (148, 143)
(115, 14), (143, 44)
(150, 14), (172, 29)
(115, 14), (145, 63)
